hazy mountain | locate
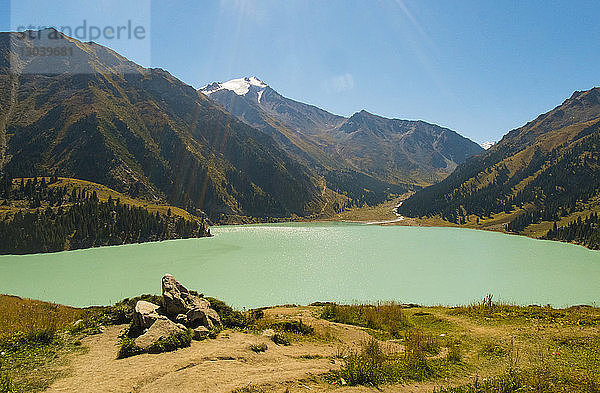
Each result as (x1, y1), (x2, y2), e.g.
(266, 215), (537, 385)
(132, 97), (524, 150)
(398, 87), (600, 228)
(201, 77), (483, 187)
(0, 29), (335, 220)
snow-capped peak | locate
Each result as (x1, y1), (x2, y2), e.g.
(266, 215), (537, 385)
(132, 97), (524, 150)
(201, 77), (268, 101)
(480, 141), (495, 150)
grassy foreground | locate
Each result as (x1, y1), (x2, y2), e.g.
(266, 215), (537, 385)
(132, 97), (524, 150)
(1, 294), (599, 392)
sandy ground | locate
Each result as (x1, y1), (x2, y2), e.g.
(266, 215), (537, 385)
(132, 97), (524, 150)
(43, 307), (464, 393)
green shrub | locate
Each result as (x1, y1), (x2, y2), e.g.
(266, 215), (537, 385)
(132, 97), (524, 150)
(321, 303), (411, 338)
(271, 333), (290, 346)
(271, 320), (314, 335)
(206, 297), (249, 328)
(330, 336), (445, 386)
(249, 343), (268, 353)
(147, 329), (193, 354)
(117, 337), (143, 359)
(207, 327), (221, 339)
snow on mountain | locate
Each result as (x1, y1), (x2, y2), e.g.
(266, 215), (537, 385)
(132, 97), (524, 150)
(201, 77), (267, 100)
(480, 141), (495, 149)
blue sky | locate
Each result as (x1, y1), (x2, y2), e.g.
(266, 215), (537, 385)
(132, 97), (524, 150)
(2, 1), (600, 144)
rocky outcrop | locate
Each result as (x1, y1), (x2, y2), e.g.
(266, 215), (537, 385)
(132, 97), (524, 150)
(121, 274), (223, 357)
(162, 274), (222, 328)
(135, 316), (185, 350)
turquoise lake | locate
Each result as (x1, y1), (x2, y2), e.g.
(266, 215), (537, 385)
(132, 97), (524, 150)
(0, 222), (599, 308)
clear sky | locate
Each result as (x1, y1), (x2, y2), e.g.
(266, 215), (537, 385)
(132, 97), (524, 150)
(2, 0), (600, 144)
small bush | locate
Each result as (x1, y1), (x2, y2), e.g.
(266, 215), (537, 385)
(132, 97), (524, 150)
(147, 329), (193, 354)
(479, 342), (506, 358)
(446, 342), (462, 363)
(330, 336), (445, 386)
(208, 327), (221, 339)
(321, 303), (411, 338)
(272, 320), (314, 335)
(271, 333), (291, 346)
(249, 343), (268, 353)
(206, 297), (252, 328)
(117, 337), (143, 359)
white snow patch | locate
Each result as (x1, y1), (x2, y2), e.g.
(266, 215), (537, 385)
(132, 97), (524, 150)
(201, 77), (267, 99)
(480, 141), (495, 150)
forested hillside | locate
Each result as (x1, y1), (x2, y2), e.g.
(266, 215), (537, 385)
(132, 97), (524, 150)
(398, 87), (600, 244)
(0, 176), (209, 254)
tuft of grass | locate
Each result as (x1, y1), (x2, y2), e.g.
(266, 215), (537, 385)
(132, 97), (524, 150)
(271, 333), (291, 346)
(147, 328), (193, 354)
(116, 337), (143, 359)
(117, 328), (193, 359)
(329, 335), (451, 386)
(446, 341), (462, 363)
(205, 297), (263, 329)
(321, 302), (412, 338)
(270, 320), (314, 335)
(479, 342), (506, 359)
(249, 343), (267, 353)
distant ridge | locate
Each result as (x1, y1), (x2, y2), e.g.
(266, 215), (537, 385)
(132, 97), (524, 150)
(201, 77), (483, 197)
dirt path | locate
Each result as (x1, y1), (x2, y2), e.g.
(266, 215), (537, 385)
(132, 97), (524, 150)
(43, 308), (368, 393)
(44, 307), (472, 393)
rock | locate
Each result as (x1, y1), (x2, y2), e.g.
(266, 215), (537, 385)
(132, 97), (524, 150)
(134, 316), (184, 350)
(186, 307), (221, 329)
(193, 326), (210, 340)
(162, 274), (211, 315)
(132, 300), (161, 331)
(175, 314), (188, 325)
(161, 274), (221, 328)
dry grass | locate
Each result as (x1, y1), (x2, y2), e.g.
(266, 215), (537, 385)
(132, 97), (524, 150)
(0, 295), (84, 342)
(321, 302), (413, 338)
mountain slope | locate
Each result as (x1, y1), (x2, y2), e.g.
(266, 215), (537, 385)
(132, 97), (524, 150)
(201, 77), (483, 188)
(398, 87), (600, 229)
(0, 29), (331, 220)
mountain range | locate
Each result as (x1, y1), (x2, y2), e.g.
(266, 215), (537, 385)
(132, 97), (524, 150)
(0, 29), (484, 221)
(201, 77), (483, 189)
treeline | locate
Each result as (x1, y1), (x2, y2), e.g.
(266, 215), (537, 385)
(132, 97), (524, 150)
(544, 213), (600, 250)
(399, 129), (600, 231)
(0, 176), (210, 254)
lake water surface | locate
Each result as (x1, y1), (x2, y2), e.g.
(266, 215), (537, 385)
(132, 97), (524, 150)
(0, 222), (599, 308)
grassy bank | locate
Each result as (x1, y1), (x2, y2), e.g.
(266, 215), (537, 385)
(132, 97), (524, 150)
(320, 298), (600, 391)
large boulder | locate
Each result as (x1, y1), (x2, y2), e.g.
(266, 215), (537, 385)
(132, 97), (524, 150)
(161, 274), (222, 328)
(134, 316), (185, 350)
(187, 307), (221, 329)
(131, 300), (161, 331)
